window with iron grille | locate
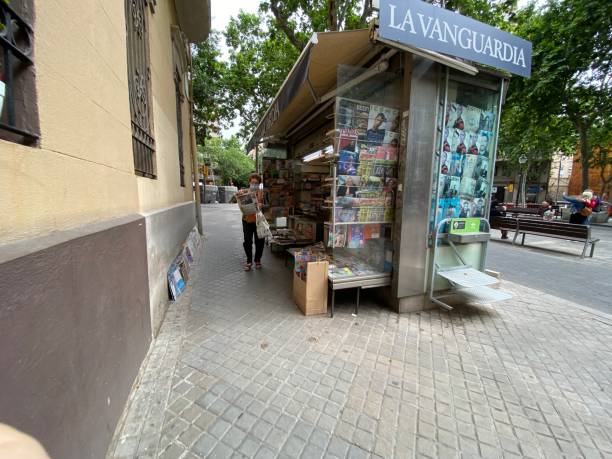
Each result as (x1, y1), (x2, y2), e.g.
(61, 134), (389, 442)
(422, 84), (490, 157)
(0, 0), (39, 145)
(125, 0), (156, 178)
(174, 70), (185, 187)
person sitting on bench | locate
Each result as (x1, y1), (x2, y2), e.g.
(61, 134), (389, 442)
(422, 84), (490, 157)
(490, 198), (508, 239)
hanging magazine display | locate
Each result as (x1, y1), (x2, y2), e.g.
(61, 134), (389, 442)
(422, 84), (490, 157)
(433, 78), (499, 228)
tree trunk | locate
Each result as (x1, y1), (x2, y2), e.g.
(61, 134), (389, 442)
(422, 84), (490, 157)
(578, 122), (590, 191)
(328, 0), (338, 31)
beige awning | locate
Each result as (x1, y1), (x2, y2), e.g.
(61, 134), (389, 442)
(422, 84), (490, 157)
(247, 29), (378, 151)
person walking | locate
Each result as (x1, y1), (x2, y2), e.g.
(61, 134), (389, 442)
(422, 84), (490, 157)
(237, 173), (265, 271)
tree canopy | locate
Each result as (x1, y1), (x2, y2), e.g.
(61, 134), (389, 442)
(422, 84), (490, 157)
(199, 137), (255, 187)
(498, 0), (612, 189)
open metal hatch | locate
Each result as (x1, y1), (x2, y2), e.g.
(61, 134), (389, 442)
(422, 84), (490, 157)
(429, 218), (512, 310)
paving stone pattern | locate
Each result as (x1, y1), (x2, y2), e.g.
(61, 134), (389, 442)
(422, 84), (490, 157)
(109, 205), (612, 458)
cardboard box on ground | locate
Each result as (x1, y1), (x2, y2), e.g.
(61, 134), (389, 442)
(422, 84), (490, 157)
(293, 260), (329, 315)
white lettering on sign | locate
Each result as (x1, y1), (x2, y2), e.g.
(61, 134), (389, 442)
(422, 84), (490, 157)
(382, 0), (532, 77)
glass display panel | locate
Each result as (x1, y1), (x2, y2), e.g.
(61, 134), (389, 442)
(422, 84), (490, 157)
(327, 64), (401, 281)
(432, 75), (501, 231)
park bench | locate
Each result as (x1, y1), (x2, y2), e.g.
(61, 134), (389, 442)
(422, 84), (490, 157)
(505, 207), (541, 217)
(489, 216), (518, 233)
(513, 218), (599, 258)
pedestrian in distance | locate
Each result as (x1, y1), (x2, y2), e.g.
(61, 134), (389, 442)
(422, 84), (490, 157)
(237, 173), (265, 271)
(490, 198), (508, 239)
(541, 199), (555, 221)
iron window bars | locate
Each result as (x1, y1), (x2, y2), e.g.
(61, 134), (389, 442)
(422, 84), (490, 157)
(0, 1), (38, 141)
(126, 0), (156, 178)
(174, 71), (185, 187)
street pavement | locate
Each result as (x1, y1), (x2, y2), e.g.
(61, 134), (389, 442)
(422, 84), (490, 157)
(108, 205), (612, 459)
(486, 226), (612, 314)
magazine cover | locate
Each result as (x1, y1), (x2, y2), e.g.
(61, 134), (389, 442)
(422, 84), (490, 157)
(439, 175), (450, 198)
(467, 132), (480, 155)
(447, 103), (462, 130)
(168, 264), (186, 300)
(338, 150), (359, 175)
(337, 175), (359, 198)
(449, 176), (460, 198)
(440, 151), (451, 175)
(442, 127), (451, 153)
(338, 128), (358, 152)
(383, 130), (399, 148)
(479, 110), (495, 131)
(450, 153), (463, 177)
(448, 129), (467, 154)
(459, 198), (473, 218)
(477, 130), (492, 157)
(347, 225), (365, 248)
(328, 226), (347, 248)
(363, 110), (386, 145)
(460, 177), (476, 197)
(446, 197), (460, 219)
(352, 103), (370, 135)
(364, 224), (381, 239)
(358, 144), (378, 161)
(474, 156), (489, 180)
(475, 177), (489, 198)
(337, 99), (355, 128)
(448, 128), (465, 153)
(437, 199), (447, 224)
(473, 198), (486, 217)
(461, 154), (478, 181)
(294, 220), (316, 241)
(377, 143), (398, 161)
(337, 207), (358, 222)
(463, 105), (482, 133)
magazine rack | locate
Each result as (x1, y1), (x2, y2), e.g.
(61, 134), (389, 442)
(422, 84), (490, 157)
(429, 218), (511, 310)
(325, 65), (401, 316)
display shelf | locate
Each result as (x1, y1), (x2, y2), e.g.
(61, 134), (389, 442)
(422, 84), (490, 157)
(325, 221), (392, 225)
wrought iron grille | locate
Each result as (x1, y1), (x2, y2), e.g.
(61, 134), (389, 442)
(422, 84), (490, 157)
(126, 0), (156, 178)
(0, 1), (38, 141)
(174, 71), (185, 187)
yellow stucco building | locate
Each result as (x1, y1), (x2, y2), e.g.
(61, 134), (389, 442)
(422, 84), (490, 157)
(0, 1), (210, 457)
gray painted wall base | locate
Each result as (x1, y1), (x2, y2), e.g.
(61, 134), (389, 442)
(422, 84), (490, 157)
(0, 215), (151, 459)
(142, 201), (196, 336)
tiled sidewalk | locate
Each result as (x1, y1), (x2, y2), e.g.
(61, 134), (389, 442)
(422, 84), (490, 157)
(108, 205), (612, 459)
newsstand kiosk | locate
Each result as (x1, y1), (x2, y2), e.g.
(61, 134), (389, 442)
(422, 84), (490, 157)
(247, 0), (531, 313)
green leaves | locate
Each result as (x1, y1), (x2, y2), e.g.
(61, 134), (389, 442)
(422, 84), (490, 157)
(199, 137), (255, 187)
(498, 0), (612, 187)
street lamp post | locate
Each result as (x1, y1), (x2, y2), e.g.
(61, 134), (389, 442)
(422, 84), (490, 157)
(517, 154), (528, 206)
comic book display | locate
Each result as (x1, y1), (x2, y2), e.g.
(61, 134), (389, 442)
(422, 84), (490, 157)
(328, 96), (399, 282)
(434, 81), (498, 227)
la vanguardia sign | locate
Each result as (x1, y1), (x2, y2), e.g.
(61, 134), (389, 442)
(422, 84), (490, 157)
(380, 0), (532, 77)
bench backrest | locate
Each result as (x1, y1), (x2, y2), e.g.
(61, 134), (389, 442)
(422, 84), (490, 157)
(507, 207), (541, 215)
(489, 216), (517, 229)
(517, 218), (589, 239)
